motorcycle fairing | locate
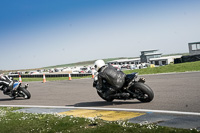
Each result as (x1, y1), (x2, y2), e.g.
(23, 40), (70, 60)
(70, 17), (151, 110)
(125, 72), (138, 83)
(13, 82), (20, 90)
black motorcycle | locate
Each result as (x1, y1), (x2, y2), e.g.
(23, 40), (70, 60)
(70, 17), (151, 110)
(93, 72), (154, 102)
(0, 80), (31, 99)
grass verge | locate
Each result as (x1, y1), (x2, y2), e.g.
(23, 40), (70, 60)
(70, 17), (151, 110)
(0, 107), (199, 133)
(124, 61), (200, 75)
(14, 75), (92, 82)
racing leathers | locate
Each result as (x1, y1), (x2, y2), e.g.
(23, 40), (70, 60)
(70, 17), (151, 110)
(97, 65), (126, 99)
(0, 75), (13, 95)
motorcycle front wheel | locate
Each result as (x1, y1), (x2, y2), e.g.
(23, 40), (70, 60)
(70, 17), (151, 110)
(97, 91), (114, 102)
(130, 82), (154, 102)
(19, 87), (31, 99)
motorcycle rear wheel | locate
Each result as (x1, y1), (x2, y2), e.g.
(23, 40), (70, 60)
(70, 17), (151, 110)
(19, 87), (31, 99)
(130, 82), (154, 102)
(97, 91), (114, 102)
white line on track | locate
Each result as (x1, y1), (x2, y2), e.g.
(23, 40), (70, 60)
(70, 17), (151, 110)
(1, 105), (200, 116)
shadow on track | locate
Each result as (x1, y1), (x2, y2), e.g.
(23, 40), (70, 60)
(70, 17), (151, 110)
(0, 98), (26, 101)
(0, 98), (13, 101)
(68, 101), (142, 107)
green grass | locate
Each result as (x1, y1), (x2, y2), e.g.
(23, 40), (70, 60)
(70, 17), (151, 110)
(14, 75), (92, 82)
(0, 107), (198, 133)
(124, 61), (200, 75)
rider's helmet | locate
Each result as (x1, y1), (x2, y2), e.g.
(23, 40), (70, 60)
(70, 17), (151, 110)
(94, 60), (105, 71)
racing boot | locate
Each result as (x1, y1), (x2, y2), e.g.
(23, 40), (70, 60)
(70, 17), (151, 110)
(121, 93), (130, 98)
(103, 88), (115, 99)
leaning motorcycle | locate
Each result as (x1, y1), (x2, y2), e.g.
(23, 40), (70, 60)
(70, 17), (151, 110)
(93, 72), (154, 102)
(0, 80), (31, 99)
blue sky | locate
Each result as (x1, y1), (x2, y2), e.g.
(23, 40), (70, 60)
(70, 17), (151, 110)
(0, 0), (200, 70)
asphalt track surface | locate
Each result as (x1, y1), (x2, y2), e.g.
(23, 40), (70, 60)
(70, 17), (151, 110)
(0, 71), (200, 113)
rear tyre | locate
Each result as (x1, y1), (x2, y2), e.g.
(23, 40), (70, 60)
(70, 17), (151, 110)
(19, 87), (31, 99)
(130, 82), (154, 102)
(97, 91), (114, 102)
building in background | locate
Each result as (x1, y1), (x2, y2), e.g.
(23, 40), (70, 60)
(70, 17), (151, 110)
(107, 49), (181, 67)
(140, 50), (162, 63)
(188, 42), (200, 55)
(107, 58), (141, 66)
(150, 55), (182, 66)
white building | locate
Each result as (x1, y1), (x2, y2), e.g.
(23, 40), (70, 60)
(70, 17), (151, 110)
(149, 55), (182, 66)
(188, 42), (200, 55)
(107, 58), (141, 66)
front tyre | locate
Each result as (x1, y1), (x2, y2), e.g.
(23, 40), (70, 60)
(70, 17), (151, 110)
(131, 82), (154, 102)
(19, 87), (31, 99)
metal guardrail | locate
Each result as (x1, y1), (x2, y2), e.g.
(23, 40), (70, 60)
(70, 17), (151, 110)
(8, 73), (92, 78)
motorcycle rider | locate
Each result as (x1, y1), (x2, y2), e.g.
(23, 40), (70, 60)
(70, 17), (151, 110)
(0, 72), (13, 95)
(94, 60), (126, 99)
